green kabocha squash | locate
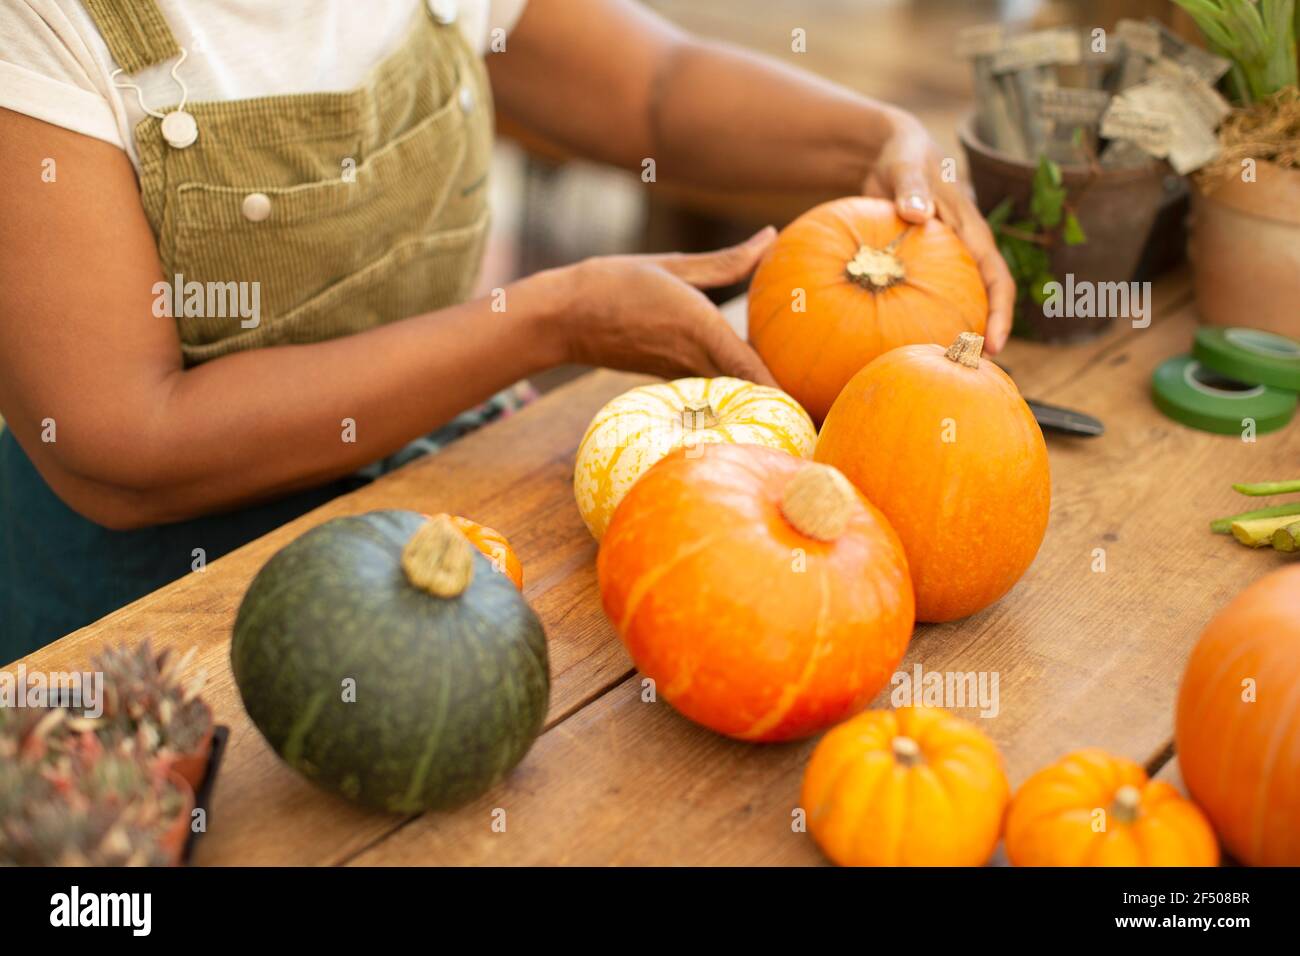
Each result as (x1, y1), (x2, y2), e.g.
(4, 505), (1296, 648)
(231, 511), (549, 813)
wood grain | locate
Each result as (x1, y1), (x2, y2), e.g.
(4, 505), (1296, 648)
(349, 287), (1300, 865)
(13, 272), (1296, 865)
(10, 369), (647, 865)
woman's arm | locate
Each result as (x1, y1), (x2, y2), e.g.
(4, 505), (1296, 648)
(490, 0), (1015, 349)
(0, 109), (773, 529)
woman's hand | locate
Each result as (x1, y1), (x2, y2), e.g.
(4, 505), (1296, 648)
(552, 227), (779, 385)
(863, 110), (1016, 353)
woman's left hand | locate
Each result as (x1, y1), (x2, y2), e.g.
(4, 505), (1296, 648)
(863, 110), (1016, 353)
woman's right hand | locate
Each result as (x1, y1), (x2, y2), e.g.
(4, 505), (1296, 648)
(551, 227), (779, 386)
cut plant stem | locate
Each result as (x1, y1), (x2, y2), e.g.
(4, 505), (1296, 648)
(944, 332), (984, 369)
(1230, 514), (1300, 548)
(402, 515), (474, 597)
(891, 736), (924, 768)
(1271, 521), (1300, 553)
(1111, 785), (1141, 825)
(1211, 501), (1300, 534)
(1232, 479), (1300, 496)
(681, 400), (719, 430)
(780, 464), (857, 541)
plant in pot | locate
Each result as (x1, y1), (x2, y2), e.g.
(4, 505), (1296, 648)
(90, 641), (214, 790)
(1174, 0), (1300, 338)
(957, 24), (1173, 342)
(1, 724), (191, 866)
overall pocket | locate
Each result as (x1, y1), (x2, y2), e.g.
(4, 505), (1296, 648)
(166, 88), (478, 356)
(181, 212), (490, 363)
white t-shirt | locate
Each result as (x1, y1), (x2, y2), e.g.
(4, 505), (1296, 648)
(0, 0), (528, 170)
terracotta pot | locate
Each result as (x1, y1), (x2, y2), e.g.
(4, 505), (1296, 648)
(158, 771), (195, 866)
(164, 709), (214, 793)
(959, 115), (1170, 342)
(1189, 160), (1300, 340)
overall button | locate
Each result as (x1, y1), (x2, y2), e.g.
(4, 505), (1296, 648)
(241, 192), (272, 223)
(428, 0), (458, 25)
(458, 85), (475, 114)
(160, 110), (198, 149)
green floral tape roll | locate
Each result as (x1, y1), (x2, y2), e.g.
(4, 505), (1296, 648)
(1151, 355), (1297, 435)
(1193, 327), (1300, 392)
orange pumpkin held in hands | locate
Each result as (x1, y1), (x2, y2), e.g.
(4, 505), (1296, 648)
(1004, 749), (1219, 867)
(597, 445), (914, 742)
(422, 513), (524, 590)
(815, 332), (1050, 622)
(748, 196), (987, 422)
(801, 706), (1009, 866)
(1176, 564), (1300, 866)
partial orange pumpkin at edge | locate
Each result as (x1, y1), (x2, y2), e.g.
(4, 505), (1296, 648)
(420, 512), (524, 590)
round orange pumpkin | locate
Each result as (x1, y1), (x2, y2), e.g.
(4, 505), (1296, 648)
(801, 705), (1009, 866)
(815, 332), (1050, 622)
(423, 514), (524, 590)
(748, 196), (987, 423)
(597, 444), (914, 742)
(1176, 564), (1300, 866)
(1004, 749), (1219, 867)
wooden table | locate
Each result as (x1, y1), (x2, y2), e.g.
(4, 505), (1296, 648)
(12, 272), (1299, 865)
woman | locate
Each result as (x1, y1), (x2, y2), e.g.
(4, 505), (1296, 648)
(0, 0), (1013, 656)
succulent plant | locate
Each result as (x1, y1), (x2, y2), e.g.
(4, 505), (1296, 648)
(0, 705), (67, 763)
(1, 641), (210, 867)
(92, 641), (212, 758)
(1, 732), (187, 867)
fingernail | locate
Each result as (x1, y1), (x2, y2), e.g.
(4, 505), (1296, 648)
(902, 195), (930, 214)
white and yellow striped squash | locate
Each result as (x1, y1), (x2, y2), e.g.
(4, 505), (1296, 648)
(573, 377), (816, 539)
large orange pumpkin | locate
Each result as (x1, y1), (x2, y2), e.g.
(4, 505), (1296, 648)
(1004, 749), (1219, 866)
(597, 444), (914, 742)
(1176, 564), (1300, 865)
(423, 514), (524, 590)
(815, 332), (1050, 622)
(749, 196), (987, 422)
(802, 706), (1009, 866)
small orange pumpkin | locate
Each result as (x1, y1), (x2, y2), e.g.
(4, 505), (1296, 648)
(1004, 749), (1219, 867)
(749, 196), (987, 422)
(801, 706), (1009, 866)
(815, 332), (1050, 622)
(422, 513), (524, 590)
(1176, 564), (1300, 866)
(597, 444), (914, 742)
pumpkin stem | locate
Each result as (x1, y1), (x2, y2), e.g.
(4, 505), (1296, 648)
(779, 464), (857, 541)
(944, 332), (984, 369)
(1110, 784), (1142, 825)
(845, 243), (907, 290)
(891, 736), (924, 767)
(681, 400), (719, 430)
(401, 515), (474, 598)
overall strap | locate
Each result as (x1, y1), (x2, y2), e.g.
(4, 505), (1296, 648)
(82, 0), (181, 74)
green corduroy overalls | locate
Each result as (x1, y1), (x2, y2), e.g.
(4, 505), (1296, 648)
(0, 0), (526, 657)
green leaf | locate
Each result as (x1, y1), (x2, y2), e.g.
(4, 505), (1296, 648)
(1029, 271), (1058, 306)
(986, 197), (1015, 231)
(1062, 211), (1087, 246)
(1030, 155), (1066, 228)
